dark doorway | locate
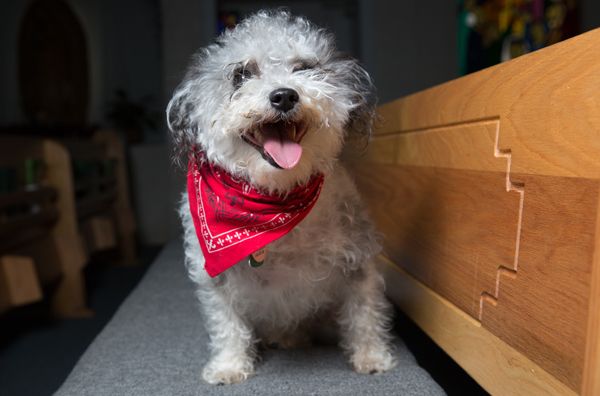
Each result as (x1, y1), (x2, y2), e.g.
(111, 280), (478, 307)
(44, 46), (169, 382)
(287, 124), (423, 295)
(18, 0), (89, 128)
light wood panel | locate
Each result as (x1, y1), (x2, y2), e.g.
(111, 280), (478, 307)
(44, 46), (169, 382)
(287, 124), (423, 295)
(0, 137), (90, 317)
(352, 162), (595, 391)
(42, 140), (90, 316)
(82, 216), (117, 252)
(480, 173), (597, 389)
(582, 196), (600, 395)
(379, 258), (576, 396)
(347, 28), (600, 394)
(353, 163), (520, 320)
(375, 29), (600, 179)
(0, 255), (42, 312)
(63, 130), (137, 264)
(93, 130), (137, 265)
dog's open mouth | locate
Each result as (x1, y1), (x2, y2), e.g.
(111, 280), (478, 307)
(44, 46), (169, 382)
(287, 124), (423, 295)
(242, 120), (308, 169)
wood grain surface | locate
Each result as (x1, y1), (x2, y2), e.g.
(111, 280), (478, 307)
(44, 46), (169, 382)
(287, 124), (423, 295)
(41, 140), (90, 316)
(347, 28), (600, 394)
(0, 137), (89, 317)
(379, 258), (576, 396)
(0, 255), (42, 312)
(374, 30), (600, 179)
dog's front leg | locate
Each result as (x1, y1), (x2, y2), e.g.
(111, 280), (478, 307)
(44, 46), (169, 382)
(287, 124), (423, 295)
(338, 267), (396, 374)
(200, 288), (255, 385)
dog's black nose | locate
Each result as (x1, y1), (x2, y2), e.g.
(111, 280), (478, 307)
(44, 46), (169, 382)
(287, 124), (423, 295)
(269, 88), (299, 112)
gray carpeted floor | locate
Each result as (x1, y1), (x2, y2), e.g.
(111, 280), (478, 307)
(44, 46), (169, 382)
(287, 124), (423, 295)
(55, 242), (446, 396)
(0, 247), (160, 396)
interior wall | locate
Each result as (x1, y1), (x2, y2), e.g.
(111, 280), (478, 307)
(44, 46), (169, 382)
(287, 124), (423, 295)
(0, 0), (106, 125)
(68, 0), (104, 124)
(99, 0), (163, 138)
(360, 0), (600, 104)
(359, 0), (458, 103)
(0, 0), (162, 128)
(0, 0), (31, 125)
(219, 1), (359, 56)
(132, 0), (218, 244)
(161, 0), (217, 108)
(582, 0), (600, 31)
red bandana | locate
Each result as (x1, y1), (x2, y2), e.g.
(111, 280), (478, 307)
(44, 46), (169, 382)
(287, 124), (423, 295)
(187, 152), (324, 277)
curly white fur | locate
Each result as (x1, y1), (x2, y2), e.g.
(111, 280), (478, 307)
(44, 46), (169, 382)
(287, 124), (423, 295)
(168, 10), (395, 385)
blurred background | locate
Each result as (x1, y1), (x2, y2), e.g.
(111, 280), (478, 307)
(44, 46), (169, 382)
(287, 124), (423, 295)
(0, 1), (599, 395)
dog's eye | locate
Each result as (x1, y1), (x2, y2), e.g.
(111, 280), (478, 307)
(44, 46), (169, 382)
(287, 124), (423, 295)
(292, 62), (317, 73)
(232, 67), (253, 89)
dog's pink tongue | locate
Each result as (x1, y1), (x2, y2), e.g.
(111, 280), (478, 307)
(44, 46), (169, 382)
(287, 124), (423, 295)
(262, 128), (302, 169)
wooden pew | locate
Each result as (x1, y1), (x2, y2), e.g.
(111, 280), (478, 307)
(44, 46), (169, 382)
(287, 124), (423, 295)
(0, 137), (88, 316)
(62, 130), (137, 265)
(347, 28), (600, 395)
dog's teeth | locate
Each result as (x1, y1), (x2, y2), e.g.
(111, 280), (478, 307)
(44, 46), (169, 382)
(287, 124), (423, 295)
(291, 124), (297, 140)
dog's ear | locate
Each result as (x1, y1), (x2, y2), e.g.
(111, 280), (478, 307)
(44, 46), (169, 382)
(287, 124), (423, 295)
(166, 80), (198, 166)
(334, 55), (377, 141)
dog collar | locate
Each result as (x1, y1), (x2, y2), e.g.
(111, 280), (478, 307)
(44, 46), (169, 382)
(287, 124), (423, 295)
(187, 151), (324, 277)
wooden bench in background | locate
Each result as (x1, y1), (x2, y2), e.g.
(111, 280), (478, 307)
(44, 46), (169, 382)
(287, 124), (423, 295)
(348, 28), (600, 395)
(0, 137), (88, 317)
(61, 130), (137, 265)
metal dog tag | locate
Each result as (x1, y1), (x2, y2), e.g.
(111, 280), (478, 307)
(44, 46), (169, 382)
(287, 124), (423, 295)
(248, 247), (267, 267)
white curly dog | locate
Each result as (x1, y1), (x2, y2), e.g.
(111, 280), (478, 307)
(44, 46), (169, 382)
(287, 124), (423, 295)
(167, 10), (395, 385)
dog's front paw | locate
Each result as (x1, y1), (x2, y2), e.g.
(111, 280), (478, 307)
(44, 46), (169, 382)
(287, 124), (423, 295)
(202, 358), (254, 385)
(350, 347), (395, 374)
